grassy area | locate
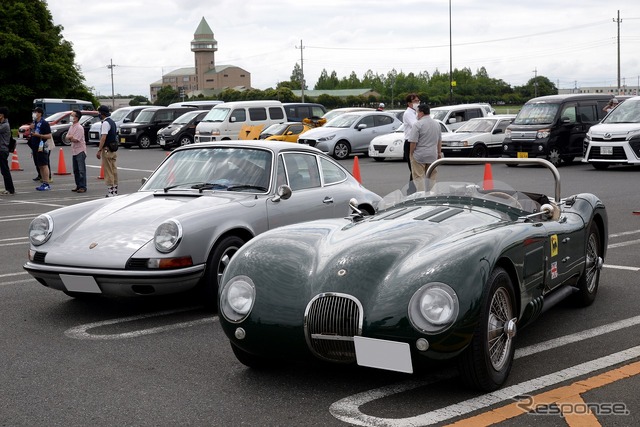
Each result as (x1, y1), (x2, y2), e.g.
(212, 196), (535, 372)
(494, 105), (522, 115)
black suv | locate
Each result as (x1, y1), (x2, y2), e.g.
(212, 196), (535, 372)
(157, 110), (208, 150)
(118, 106), (195, 148)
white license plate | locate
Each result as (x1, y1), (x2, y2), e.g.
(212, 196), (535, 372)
(89, 132), (98, 139)
(601, 146), (613, 155)
(159, 139), (165, 146)
(60, 274), (102, 294)
(354, 336), (413, 374)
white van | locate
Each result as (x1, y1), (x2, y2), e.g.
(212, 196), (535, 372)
(195, 100), (286, 142)
(168, 100), (223, 110)
(430, 103), (487, 130)
(583, 96), (640, 169)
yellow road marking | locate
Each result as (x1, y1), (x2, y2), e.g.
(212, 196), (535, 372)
(445, 360), (640, 427)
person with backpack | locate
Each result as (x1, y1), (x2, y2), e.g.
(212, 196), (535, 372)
(96, 105), (119, 197)
(0, 106), (15, 195)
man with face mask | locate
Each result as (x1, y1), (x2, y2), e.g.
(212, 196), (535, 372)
(403, 93), (420, 194)
(29, 107), (53, 191)
(66, 110), (87, 193)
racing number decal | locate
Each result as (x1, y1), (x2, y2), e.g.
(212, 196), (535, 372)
(550, 234), (559, 257)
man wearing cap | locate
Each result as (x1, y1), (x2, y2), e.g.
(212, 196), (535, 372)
(603, 98), (619, 113)
(408, 104), (442, 193)
(377, 102), (385, 111)
(0, 106), (15, 195)
(29, 107), (53, 191)
(96, 105), (119, 197)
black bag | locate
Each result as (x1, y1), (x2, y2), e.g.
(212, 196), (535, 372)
(108, 140), (119, 152)
(8, 136), (16, 153)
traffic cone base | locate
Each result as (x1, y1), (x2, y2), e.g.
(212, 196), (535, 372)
(352, 156), (362, 183)
(482, 163), (494, 190)
(10, 151), (23, 171)
(54, 147), (71, 175)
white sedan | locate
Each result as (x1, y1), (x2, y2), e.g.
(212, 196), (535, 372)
(368, 120), (451, 161)
(441, 115), (515, 158)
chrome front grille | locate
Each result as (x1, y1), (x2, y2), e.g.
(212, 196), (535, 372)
(304, 293), (363, 363)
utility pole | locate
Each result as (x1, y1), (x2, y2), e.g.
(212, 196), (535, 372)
(533, 68), (538, 97)
(448, 0), (453, 104)
(107, 59), (117, 109)
(296, 40), (305, 102)
(613, 10), (622, 91)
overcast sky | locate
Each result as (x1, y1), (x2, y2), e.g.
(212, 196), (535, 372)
(47, 0), (640, 99)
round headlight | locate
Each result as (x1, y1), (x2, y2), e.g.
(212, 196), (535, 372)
(220, 276), (256, 322)
(154, 219), (182, 253)
(408, 283), (459, 333)
(29, 214), (53, 246)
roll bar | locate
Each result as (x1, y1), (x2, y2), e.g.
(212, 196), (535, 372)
(426, 157), (561, 202)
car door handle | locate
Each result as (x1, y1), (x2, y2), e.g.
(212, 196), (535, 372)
(323, 197), (334, 204)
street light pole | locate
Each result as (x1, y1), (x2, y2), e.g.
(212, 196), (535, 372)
(449, 0), (453, 104)
(107, 58), (117, 109)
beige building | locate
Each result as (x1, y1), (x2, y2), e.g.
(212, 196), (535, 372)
(150, 17), (251, 101)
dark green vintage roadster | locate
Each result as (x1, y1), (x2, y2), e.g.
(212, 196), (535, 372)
(218, 158), (607, 391)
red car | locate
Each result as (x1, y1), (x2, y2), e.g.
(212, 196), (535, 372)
(18, 111), (74, 139)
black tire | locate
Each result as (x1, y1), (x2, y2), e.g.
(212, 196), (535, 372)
(573, 222), (602, 307)
(458, 267), (516, 391)
(548, 147), (561, 166)
(60, 131), (70, 146)
(178, 135), (193, 146)
(123, 143), (132, 148)
(561, 156), (575, 164)
(471, 144), (488, 158)
(373, 157), (384, 162)
(506, 162), (518, 168)
(231, 342), (270, 369)
(201, 235), (245, 309)
(333, 140), (351, 160)
(138, 135), (152, 149)
(592, 163), (609, 170)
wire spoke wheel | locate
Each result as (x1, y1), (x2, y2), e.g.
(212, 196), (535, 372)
(487, 287), (514, 371)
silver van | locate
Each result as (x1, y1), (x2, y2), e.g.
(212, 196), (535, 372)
(195, 100), (286, 142)
(87, 106), (148, 145)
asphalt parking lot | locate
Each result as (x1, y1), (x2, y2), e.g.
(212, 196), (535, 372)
(1, 141), (638, 426)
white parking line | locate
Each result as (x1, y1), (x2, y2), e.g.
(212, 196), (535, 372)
(329, 315), (640, 426)
(608, 238), (640, 249)
(64, 308), (217, 340)
(609, 229), (640, 238)
(604, 264), (640, 271)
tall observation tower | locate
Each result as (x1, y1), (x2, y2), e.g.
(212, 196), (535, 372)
(191, 17), (218, 90)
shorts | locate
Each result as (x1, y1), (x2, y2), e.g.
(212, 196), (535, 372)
(35, 150), (49, 167)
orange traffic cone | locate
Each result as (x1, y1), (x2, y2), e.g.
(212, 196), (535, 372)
(10, 151), (23, 171)
(97, 163), (104, 180)
(352, 156), (362, 183)
(54, 148), (71, 175)
(483, 163), (493, 190)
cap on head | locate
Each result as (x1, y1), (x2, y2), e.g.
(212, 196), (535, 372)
(612, 98), (619, 104)
(33, 107), (44, 114)
(379, 103), (385, 108)
(97, 105), (110, 115)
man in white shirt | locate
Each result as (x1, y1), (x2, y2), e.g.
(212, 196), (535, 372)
(403, 93), (420, 194)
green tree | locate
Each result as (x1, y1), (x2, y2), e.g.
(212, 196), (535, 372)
(129, 95), (149, 106)
(0, 0), (97, 124)
(289, 63), (304, 90)
(154, 86), (179, 106)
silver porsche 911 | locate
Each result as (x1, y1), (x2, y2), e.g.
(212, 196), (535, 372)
(23, 141), (381, 306)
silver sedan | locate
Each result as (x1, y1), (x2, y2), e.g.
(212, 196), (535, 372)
(24, 141), (382, 306)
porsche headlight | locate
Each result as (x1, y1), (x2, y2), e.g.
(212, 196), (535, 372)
(29, 214), (53, 246)
(220, 275), (255, 322)
(154, 219), (182, 253)
(408, 283), (459, 333)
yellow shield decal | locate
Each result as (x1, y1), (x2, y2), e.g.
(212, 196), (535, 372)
(550, 234), (558, 257)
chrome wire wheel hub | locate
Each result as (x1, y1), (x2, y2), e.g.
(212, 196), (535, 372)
(217, 246), (239, 283)
(584, 234), (601, 293)
(487, 287), (514, 371)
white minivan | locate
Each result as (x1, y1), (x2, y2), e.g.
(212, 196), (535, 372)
(195, 100), (286, 142)
(583, 96), (640, 169)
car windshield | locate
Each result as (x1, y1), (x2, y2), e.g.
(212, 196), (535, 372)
(513, 103), (559, 125)
(601, 99), (640, 124)
(173, 111), (200, 125)
(455, 119), (494, 133)
(325, 114), (359, 128)
(141, 147), (273, 193)
(202, 108), (230, 122)
(45, 111), (69, 122)
(110, 109), (129, 121)
(261, 123), (288, 136)
(134, 111), (156, 124)
(430, 110), (448, 121)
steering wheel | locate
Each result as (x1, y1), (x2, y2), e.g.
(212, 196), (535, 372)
(485, 191), (523, 209)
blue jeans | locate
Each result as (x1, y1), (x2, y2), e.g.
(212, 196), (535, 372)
(72, 151), (87, 190)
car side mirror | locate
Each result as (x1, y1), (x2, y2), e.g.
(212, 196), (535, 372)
(272, 184), (292, 202)
(286, 131), (293, 135)
(230, 117), (237, 123)
(357, 124), (367, 131)
(448, 118), (457, 124)
(123, 118), (131, 123)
